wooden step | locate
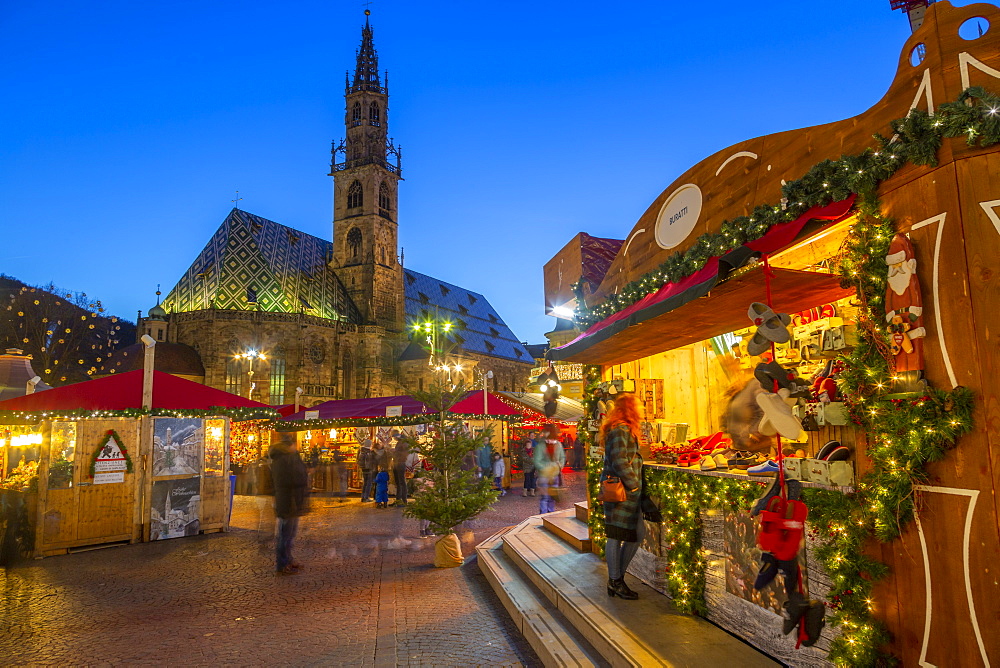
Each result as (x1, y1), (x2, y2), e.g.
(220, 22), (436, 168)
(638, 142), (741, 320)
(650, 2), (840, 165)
(476, 527), (609, 667)
(543, 509), (592, 553)
(574, 500), (589, 523)
(500, 516), (780, 668)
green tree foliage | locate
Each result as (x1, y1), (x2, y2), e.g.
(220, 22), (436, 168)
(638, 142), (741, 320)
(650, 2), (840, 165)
(404, 382), (498, 535)
(0, 275), (135, 385)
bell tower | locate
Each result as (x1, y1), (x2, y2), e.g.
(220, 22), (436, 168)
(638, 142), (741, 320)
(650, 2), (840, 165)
(330, 10), (404, 332)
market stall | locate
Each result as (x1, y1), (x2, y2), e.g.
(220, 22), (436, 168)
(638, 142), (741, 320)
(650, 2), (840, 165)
(0, 368), (275, 557)
(546, 3), (1000, 665)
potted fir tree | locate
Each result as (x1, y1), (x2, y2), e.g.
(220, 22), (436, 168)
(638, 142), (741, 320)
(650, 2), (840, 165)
(404, 382), (499, 567)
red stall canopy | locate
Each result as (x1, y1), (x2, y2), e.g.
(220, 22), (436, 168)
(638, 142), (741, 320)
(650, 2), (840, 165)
(0, 369), (273, 416)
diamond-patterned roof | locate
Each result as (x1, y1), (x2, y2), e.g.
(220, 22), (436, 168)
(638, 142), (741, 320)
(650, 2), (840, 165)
(162, 209), (361, 323)
(404, 269), (531, 364)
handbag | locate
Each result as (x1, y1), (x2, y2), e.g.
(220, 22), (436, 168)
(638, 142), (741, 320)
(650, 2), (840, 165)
(597, 475), (627, 503)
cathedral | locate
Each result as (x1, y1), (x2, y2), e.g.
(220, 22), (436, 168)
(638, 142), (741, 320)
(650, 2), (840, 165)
(118, 16), (533, 406)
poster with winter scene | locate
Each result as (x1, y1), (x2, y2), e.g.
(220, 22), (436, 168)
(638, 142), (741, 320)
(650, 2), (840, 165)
(150, 477), (201, 540)
(153, 418), (203, 477)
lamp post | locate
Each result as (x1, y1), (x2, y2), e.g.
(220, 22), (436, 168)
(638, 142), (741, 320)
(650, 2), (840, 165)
(235, 349), (267, 400)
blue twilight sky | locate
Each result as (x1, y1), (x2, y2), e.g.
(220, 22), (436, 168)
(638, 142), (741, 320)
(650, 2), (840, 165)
(0, 0), (952, 344)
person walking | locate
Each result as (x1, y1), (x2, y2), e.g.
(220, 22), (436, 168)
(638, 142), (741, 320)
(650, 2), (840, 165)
(358, 438), (375, 502)
(534, 424), (565, 513)
(521, 441), (536, 497)
(269, 432), (309, 575)
(393, 436), (410, 506)
(475, 437), (494, 480)
(491, 452), (506, 496)
(599, 393), (644, 600)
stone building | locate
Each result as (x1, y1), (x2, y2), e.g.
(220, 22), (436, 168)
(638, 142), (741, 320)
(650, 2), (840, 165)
(135, 16), (532, 406)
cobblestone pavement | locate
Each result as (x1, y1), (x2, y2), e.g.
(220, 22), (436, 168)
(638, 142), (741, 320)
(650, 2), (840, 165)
(0, 470), (588, 667)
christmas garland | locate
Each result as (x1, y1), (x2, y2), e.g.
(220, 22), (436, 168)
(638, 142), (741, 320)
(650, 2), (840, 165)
(574, 86), (1000, 329)
(272, 412), (522, 432)
(87, 429), (134, 478)
(580, 87), (991, 667)
(0, 406), (278, 423)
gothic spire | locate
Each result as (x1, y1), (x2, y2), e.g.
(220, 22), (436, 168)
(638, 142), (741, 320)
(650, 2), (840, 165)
(351, 11), (382, 93)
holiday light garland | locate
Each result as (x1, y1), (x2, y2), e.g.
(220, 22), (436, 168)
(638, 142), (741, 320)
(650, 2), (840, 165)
(573, 86), (1000, 329)
(579, 87), (991, 666)
(0, 406), (279, 423)
(272, 411), (522, 432)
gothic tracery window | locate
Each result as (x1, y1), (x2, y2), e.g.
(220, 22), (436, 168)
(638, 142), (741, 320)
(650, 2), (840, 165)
(347, 227), (362, 260)
(352, 101), (362, 126)
(347, 180), (363, 209)
(378, 182), (390, 212)
(369, 102), (380, 125)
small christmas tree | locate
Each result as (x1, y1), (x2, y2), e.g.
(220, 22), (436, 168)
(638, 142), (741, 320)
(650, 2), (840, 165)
(404, 382), (498, 549)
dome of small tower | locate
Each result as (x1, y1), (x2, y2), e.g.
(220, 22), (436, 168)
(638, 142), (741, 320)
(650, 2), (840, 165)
(148, 304), (167, 319)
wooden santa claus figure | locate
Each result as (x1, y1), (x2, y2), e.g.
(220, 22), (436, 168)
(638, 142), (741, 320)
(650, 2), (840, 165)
(884, 234), (926, 375)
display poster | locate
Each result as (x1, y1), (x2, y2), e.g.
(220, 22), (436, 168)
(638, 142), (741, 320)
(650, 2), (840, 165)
(150, 477), (201, 540)
(723, 510), (807, 613)
(304, 410), (320, 420)
(152, 418), (203, 477)
(204, 419), (226, 477)
(386, 405), (402, 417)
(93, 432), (128, 485)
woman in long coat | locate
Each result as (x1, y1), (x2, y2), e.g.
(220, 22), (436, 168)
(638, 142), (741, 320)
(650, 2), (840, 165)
(599, 393), (644, 600)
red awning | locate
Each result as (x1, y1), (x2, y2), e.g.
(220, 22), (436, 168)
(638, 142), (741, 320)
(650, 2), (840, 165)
(0, 369), (271, 413)
(550, 196), (855, 362)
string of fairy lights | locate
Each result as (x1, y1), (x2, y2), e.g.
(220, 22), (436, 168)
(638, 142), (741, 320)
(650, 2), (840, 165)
(578, 86), (994, 666)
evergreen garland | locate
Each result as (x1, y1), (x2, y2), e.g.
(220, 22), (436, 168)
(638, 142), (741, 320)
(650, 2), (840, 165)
(574, 86), (1000, 330)
(87, 429), (134, 478)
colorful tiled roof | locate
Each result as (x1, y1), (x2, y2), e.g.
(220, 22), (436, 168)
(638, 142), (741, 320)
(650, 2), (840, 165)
(404, 269), (531, 364)
(162, 209), (361, 323)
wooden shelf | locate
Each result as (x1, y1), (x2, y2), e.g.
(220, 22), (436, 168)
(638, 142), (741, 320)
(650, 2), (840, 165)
(642, 461), (854, 493)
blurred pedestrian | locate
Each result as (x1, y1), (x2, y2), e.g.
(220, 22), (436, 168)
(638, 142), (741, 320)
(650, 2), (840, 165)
(374, 467), (390, 508)
(270, 432), (309, 574)
(521, 442), (536, 497)
(475, 437), (494, 479)
(393, 435), (410, 506)
(358, 438), (375, 502)
(534, 424), (565, 513)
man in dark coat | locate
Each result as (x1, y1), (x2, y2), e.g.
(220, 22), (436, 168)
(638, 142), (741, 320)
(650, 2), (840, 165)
(392, 435), (410, 506)
(270, 432), (309, 574)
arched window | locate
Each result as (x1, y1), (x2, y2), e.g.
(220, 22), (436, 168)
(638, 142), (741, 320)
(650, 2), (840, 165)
(369, 102), (380, 125)
(352, 101), (362, 126)
(378, 182), (390, 212)
(347, 180), (363, 208)
(347, 227), (362, 260)
(268, 347), (286, 405)
(225, 357), (244, 397)
(342, 350), (354, 400)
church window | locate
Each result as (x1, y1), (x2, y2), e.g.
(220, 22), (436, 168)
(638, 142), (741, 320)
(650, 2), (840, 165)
(438, 284), (450, 297)
(467, 294), (478, 305)
(269, 349), (286, 404)
(247, 287), (258, 304)
(342, 351), (354, 399)
(369, 102), (380, 126)
(457, 304), (469, 315)
(488, 313), (499, 324)
(352, 101), (362, 126)
(225, 357), (244, 396)
(347, 180), (363, 209)
(157, 328), (164, 341)
(309, 341), (325, 365)
(378, 182), (390, 212)
(347, 227), (362, 260)
(417, 292), (430, 305)
(484, 341), (496, 353)
(489, 327), (500, 338)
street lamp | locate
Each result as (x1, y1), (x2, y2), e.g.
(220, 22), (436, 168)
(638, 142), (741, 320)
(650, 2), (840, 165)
(234, 349), (267, 400)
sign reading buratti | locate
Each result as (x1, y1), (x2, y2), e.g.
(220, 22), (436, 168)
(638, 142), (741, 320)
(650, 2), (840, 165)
(654, 183), (703, 249)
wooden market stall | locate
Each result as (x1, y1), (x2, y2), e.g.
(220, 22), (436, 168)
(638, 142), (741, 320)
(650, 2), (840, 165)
(0, 368), (276, 557)
(546, 3), (1000, 665)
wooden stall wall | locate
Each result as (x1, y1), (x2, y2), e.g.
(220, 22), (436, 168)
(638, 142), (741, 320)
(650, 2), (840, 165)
(35, 418), (141, 556)
(869, 149), (1000, 664)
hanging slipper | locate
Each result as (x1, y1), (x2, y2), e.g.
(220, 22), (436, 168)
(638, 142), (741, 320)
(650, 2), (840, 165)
(757, 388), (803, 440)
(754, 360), (793, 392)
(753, 552), (780, 590)
(747, 331), (772, 356)
(799, 599), (826, 647)
(748, 302), (792, 344)
(782, 593), (810, 636)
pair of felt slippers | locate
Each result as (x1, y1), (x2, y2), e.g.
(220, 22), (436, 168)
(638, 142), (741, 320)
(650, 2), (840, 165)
(816, 440), (850, 462)
(747, 302), (792, 356)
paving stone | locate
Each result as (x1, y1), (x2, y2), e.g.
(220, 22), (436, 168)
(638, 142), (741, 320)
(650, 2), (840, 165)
(0, 470), (589, 666)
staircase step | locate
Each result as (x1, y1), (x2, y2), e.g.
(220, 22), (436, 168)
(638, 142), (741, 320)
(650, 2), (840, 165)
(476, 527), (609, 667)
(500, 516), (780, 668)
(543, 509), (592, 553)
(574, 500), (589, 523)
